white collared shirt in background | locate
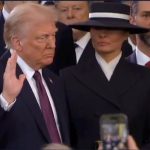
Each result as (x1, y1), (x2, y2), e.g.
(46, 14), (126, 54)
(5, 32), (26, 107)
(128, 37), (136, 51)
(2, 7), (10, 21)
(136, 47), (150, 66)
(95, 52), (122, 81)
(75, 32), (91, 63)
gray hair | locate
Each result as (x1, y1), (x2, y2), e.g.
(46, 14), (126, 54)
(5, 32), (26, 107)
(4, 3), (56, 49)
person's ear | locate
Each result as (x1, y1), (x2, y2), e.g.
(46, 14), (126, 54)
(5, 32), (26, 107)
(11, 36), (23, 51)
(129, 15), (137, 25)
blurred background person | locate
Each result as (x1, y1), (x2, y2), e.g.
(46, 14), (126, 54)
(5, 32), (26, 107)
(55, 1), (95, 64)
(121, 0), (137, 56)
(42, 1), (75, 74)
(0, 1), (39, 57)
(128, 1), (150, 68)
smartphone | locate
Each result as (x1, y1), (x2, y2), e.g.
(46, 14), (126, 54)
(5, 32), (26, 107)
(100, 114), (128, 150)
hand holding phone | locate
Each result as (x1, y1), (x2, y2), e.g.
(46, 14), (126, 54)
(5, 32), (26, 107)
(100, 114), (128, 150)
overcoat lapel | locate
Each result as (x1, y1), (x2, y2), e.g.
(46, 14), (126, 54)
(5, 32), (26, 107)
(71, 56), (141, 109)
(72, 56), (121, 109)
(109, 57), (141, 98)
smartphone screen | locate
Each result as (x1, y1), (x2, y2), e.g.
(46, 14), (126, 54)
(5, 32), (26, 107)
(100, 114), (128, 150)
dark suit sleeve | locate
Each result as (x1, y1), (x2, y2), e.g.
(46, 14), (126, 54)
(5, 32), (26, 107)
(0, 107), (6, 118)
(0, 59), (6, 118)
(121, 40), (133, 57)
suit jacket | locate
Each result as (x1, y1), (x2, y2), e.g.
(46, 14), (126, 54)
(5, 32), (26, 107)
(60, 55), (150, 149)
(0, 51), (70, 150)
(121, 40), (133, 57)
(0, 11), (7, 56)
(78, 39), (95, 64)
(126, 51), (137, 64)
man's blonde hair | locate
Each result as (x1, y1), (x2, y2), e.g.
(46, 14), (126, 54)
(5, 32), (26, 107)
(4, 3), (57, 49)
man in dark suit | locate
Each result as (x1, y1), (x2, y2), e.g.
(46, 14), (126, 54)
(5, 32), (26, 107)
(60, 2), (150, 150)
(121, 0), (136, 57)
(127, 1), (150, 67)
(55, 1), (95, 64)
(0, 3), (70, 150)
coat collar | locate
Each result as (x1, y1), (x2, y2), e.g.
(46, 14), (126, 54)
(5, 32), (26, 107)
(70, 55), (141, 109)
(126, 51), (137, 64)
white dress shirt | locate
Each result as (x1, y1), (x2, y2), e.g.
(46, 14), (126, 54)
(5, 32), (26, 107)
(2, 7), (9, 21)
(128, 37), (136, 51)
(135, 47), (150, 66)
(75, 32), (91, 63)
(0, 50), (62, 139)
(95, 52), (122, 81)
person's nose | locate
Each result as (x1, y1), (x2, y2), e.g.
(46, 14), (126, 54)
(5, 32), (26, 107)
(67, 8), (74, 19)
(46, 37), (56, 49)
(98, 30), (107, 38)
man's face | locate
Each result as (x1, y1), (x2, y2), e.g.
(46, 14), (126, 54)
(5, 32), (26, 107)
(56, 1), (89, 25)
(13, 21), (57, 70)
(132, 1), (150, 47)
(133, 1), (150, 28)
(90, 28), (128, 61)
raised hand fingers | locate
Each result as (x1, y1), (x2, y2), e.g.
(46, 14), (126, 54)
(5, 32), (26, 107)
(4, 51), (17, 76)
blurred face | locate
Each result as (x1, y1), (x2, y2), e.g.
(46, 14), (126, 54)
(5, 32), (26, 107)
(56, 1), (89, 41)
(90, 28), (128, 61)
(56, 1), (89, 25)
(131, 1), (150, 47)
(12, 21), (57, 70)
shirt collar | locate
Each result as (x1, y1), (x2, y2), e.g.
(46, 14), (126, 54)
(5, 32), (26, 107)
(2, 7), (10, 21)
(10, 49), (42, 79)
(76, 32), (91, 49)
(135, 46), (150, 66)
(128, 37), (136, 50)
(95, 52), (122, 80)
(96, 51), (122, 69)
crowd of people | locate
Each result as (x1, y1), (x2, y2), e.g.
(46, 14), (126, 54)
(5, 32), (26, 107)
(0, 1), (150, 150)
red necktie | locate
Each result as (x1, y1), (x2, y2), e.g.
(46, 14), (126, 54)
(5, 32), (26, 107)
(145, 61), (150, 69)
(33, 71), (61, 143)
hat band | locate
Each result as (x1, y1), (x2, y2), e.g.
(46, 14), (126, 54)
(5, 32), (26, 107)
(89, 12), (129, 20)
